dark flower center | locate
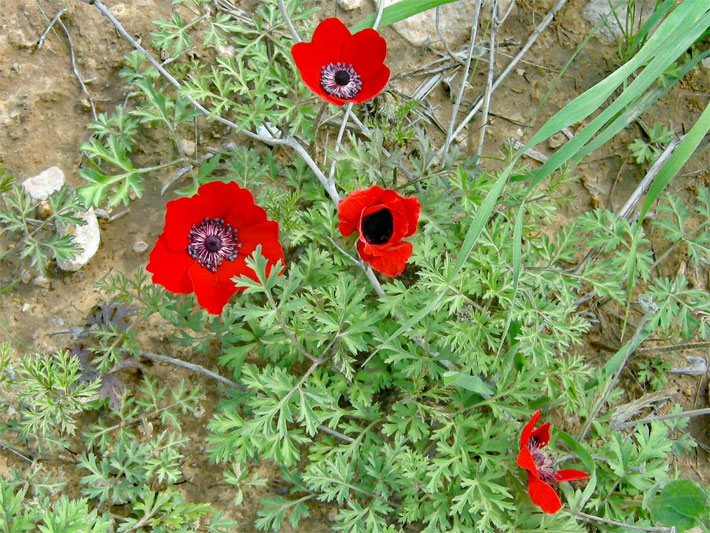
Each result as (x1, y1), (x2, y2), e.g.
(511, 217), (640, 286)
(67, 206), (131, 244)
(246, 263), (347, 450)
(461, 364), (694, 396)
(361, 208), (393, 245)
(187, 217), (241, 272)
(528, 437), (556, 482)
(334, 70), (350, 85)
(321, 62), (362, 99)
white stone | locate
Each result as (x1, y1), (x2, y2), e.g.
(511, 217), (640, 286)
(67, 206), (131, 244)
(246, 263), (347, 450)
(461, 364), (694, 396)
(179, 139), (196, 157)
(56, 208), (101, 271)
(32, 276), (50, 289)
(21, 303), (30, 313)
(582, 0), (655, 42)
(132, 240), (149, 253)
(22, 167), (65, 201)
(384, 0), (515, 50)
(339, 0), (363, 10)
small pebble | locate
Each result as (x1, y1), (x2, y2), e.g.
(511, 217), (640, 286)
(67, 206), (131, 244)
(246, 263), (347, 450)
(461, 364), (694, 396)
(21, 271), (33, 284)
(548, 132), (567, 149)
(682, 387), (693, 398)
(179, 139), (196, 157)
(217, 44), (236, 58)
(132, 240), (149, 253)
(37, 200), (52, 219)
(338, 0), (363, 9)
(21, 303), (30, 312)
(32, 276), (50, 289)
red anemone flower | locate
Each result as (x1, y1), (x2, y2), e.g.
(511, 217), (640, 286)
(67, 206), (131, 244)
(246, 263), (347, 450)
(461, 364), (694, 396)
(517, 409), (589, 514)
(291, 18), (390, 106)
(338, 185), (420, 277)
(147, 181), (284, 315)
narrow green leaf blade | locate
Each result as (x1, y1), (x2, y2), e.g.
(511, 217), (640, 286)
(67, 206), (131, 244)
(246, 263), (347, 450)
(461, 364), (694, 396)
(351, 0), (458, 32)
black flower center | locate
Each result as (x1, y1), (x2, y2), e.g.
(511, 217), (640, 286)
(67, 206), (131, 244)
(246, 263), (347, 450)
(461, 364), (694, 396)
(205, 236), (221, 252)
(361, 208), (393, 245)
(334, 70), (350, 85)
(187, 217), (242, 272)
(321, 62), (362, 99)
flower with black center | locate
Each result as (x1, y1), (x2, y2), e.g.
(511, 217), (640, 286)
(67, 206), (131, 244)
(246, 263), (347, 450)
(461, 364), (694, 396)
(517, 409), (590, 514)
(338, 185), (420, 277)
(291, 18), (390, 106)
(147, 181), (284, 315)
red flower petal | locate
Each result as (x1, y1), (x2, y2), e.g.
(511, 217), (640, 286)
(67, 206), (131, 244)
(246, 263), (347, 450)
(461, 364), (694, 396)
(516, 444), (538, 476)
(229, 220), (284, 277)
(291, 42), (343, 105)
(401, 196), (421, 237)
(552, 469), (590, 483)
(188, 261), (237, 315)
(343, 28), (387, 79)
(147, 181), (284, 315)
(338, 186), (386, 236)
(310, 17), (351, 52)
(225, 192), (269, 230)
(162, 194), (211, 251)
(146, 236), (194, 294)
(520, 409), (541, 449)
(532, 421), (551, 448)
(360, 199), (408, 244)
(291, 18), (389, 105)
(526, 471), (563, 514)
(357, 240), (412, 277)
(350, 65), (390, 104)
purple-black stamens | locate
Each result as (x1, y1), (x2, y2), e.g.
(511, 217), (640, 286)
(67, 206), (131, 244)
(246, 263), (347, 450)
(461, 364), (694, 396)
(187, 217), (242, 272)
(528, 437), (556, 482)
(320, 62), (362, 99)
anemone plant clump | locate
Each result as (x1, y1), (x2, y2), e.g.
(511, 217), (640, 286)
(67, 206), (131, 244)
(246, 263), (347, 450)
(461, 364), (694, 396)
(2, 0), (710, 531)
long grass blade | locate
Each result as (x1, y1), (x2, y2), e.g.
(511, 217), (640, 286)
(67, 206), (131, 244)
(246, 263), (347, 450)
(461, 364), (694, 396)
(351, 0), (458, 32)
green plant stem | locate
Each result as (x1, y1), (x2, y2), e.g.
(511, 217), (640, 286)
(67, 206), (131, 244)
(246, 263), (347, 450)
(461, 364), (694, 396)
(566, 509), (673, 532)
(277, 0), (301, 42)
(616, 407), (710, 431)
(327, 103), (353, 187)
(637, 341), (710, 354)
(138, 350), (247, 392)
(578, 313), (651, 440)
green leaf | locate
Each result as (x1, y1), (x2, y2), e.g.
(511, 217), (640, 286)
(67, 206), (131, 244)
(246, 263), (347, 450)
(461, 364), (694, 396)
(351, 0), (459, 32)
(650, 479), (707, 531)
(443, 371), (495, 396)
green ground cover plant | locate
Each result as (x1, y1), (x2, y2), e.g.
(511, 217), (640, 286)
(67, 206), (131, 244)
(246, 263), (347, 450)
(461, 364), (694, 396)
(1, 0), (710, 530)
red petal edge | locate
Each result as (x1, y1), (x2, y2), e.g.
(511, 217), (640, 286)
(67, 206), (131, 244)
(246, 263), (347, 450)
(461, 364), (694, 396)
(338, 186), (386, 236)
(357, 240), (412, 277)
(146, 236), (194, 294)
(520, 409), (541, 449)
(526, 471), (563, 514)
(552, 469), (589, 483)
